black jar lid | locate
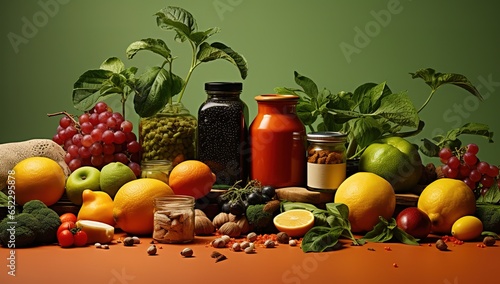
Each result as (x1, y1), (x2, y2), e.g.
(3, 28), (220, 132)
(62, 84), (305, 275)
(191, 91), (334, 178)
(205, 82), (242, 92)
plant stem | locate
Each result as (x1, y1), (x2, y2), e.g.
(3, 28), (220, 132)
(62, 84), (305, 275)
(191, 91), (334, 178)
(417, 89), (436, 113)
(177, 41), (198, 104)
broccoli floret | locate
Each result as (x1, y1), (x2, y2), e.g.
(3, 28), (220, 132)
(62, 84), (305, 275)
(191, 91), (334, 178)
(22, 200), (48, 214)
(30, 208), (61, 244)
(246, 204), (274, 231)
(475, 204), (500, 233)
(0, 213), (40, 247)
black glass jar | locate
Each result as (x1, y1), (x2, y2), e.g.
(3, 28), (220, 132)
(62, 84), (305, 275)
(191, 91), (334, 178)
(197, 82), (249, 187)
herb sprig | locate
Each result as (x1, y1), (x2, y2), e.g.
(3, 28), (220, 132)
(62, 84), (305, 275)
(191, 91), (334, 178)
(361, 216), (419, 246)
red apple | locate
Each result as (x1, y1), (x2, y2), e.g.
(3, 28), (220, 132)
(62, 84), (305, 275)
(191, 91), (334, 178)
(396, 207), (432, 240)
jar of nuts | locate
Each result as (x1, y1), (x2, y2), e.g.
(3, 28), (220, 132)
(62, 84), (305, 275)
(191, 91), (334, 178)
(306, 132), (347, 191)
(153, 195), (195, 243)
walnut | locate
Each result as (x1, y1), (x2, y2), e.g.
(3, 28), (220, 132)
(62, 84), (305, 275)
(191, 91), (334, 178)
(194, 215), (215, 236)
(218, 221), (241, 237)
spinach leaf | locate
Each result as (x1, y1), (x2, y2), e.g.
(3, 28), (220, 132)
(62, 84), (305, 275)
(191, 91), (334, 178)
(301, 226), (343, 252)
(361, 217), (419, 246)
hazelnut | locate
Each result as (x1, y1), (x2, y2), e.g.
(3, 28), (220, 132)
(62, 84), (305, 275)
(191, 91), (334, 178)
(195, 215), (215, 236)
(232, 242), (242, 252)
(435, 239), (448, 251)
(212, 238), (226, 248)
(247, 232), (257, 242)
(180, 247), (194, 257)
(483, 236), (496, 246)
(212, 212), (230, 228)
(277, 232), (290, 244)
(218, 222), (242, 237)
(289, 239), (297, 246)
(123, 237), (134, 246)
(264, 240), (275, 248)
(147, 245), (157, 255)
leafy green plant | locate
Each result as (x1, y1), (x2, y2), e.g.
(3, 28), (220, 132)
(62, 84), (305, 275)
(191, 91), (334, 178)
(72, 6), (248, 119)
(275, 68), (485, 159)
(360, 216), (419, 245)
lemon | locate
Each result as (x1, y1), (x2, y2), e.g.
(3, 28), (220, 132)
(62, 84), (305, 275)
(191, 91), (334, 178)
(334, 172), (395, 233)
(100, 162), (137, 199)
(451, 216), (483, 241)
(417, 178), (476, 234)
(273, 209), (315, 237)
(113, 178), (174, 235)
(77, 189), (115, 226)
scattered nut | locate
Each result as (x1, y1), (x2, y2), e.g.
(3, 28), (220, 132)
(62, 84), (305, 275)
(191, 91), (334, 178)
(147, 245), (157, 255)
(240, 241), (250, 250)
(215, 254), (227, 262)
(218, 222), (241, 237)
(212, 238), (226, 248)
(180, 247), (194, 257)
(220, 235), (231, 244)
(277, 232), (290, 244)
(123, 237), (135, 246)
(435, 239), (448, 251)
(289, 239), (297, 246)
(483, 236), (496, 246)
(101, 244), (109, 249)
(247, 232), (257, 242)
(232, 242), (242, 252)
(94, 243), (101, 248)
(132, 236), (141, 244)
(244, 246), (255, 254)
(264, 240), (275, 248)
(211, 251), (223, 258)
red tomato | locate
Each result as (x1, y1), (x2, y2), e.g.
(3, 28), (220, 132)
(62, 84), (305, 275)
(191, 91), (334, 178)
(57, 230), (74, 248)
(57, 221), (76, 236)
(73, 230), (88, 247)
(60, 213), (77, 224)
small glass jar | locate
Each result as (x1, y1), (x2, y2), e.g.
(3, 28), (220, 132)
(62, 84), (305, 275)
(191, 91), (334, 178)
(306, 132), (347, 191)
(153, 195), (195, 243)
(140, 160), (172, 184)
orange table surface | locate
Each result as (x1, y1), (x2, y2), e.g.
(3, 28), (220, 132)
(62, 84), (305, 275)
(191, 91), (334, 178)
(1, 232), (498, 284)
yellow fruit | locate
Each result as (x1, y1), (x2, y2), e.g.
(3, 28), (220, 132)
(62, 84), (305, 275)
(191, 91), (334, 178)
(76, 220), (114, 244)
(417, 178), (476, 234)
(273, 209), (315, 237)
(11, 157), (66, 206)
(113, 178), (174, 235)
(77, 189), (115, 226)
(451, 216), (483, 241)
(168, 160), (216, 199)
(334, 172), (395, 233)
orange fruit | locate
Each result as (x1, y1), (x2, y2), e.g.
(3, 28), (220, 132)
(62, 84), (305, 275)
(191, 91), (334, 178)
(113, 178), (174, 235)
(334, 172), (396, 233)
(418, 178), (476, 234)
(11, 157), (66, 206)
(168, 160), (216, 199)
(273, 209), (315, 237)
(77, 189), (115, 226)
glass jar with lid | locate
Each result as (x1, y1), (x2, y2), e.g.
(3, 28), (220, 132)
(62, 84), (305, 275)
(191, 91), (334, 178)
(152, 195), (195, 243)
(306, 132), (347, 191)
(140, 160), (172, 184)
(198, 82), (249, 187)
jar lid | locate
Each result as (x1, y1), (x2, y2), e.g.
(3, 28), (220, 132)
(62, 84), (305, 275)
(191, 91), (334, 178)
(254, 94), (299, 101)
(205, 82), (242, 92)
(307, 131), (347, 142)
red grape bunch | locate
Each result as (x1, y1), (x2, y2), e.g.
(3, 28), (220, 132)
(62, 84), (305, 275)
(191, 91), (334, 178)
(51, 102), (142, 176)
(439, 143), (499, 194)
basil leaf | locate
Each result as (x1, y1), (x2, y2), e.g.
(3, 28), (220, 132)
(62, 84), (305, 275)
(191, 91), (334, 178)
(155, 6), (196, 43)
(133, 66), (183, 117)
(345, 117), (383, 149)
(419, 137), (441, 157)
(301, 226), (343, 252)
(126, 38), (172, 61)
(100, 57), (125, 73)
(196, 42), (248, 80)
(445, 123), (494, 143)
(274, 87), (301, 96)
(393, 227), (420, 246)
(410, 68), (482, 99)
(326, 203), (349, 221)
(294, 71), (318, 99)
(121, 67), (138, 81)
(372, 92), (420, 128)
(477, 181), (500, 204)
(297, 102), (318, 126)
(354, 82), (392, 114)
(73, 69), (114, 111)
(190, 27), (220, 46)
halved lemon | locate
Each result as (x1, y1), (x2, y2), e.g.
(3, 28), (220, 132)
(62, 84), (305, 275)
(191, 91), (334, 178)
(273, 209), (315, 237)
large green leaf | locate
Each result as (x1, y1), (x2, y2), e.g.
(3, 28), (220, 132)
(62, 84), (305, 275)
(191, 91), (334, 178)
(296, 101), (317, 126)
(301, 226), (343, 252)
(100, 57), (125, 73)
(133, 66), (183, 117)
(345, 117), (383, 149)
(190, 27), (221, 46)
(196, 42), (248, 79)
(410, 68), (482, 99)
(73, 69), (114, 111)
(155, 6), (196, 43)
(294, 71), (318, 99)
(353, 82), (392, 114)
(126, 38), (171, 60)
(372, 92), (420, 127)
(444, 122), (493, 142)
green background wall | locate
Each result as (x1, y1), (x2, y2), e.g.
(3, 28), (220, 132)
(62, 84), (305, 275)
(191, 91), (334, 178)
(1, 0), (499, 164)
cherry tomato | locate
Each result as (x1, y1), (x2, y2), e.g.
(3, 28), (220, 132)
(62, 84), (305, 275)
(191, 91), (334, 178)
(57, 230), (74, 248)
(59, 213), (77, 224)
(73, 229), (88, 247)
(57, 221), (76, 236)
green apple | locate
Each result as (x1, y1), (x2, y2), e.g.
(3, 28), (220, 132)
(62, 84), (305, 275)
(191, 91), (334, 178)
(100, 162), (136, 199)
(65, 166), (101, 205)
